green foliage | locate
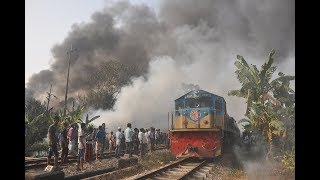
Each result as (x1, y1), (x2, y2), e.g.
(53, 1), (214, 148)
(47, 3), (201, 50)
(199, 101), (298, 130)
(25, 97), (51, 153)
(29, 140), (49, 152)
(85, 114), (100, 125)
(229, 49), (295, 160)
(281, 150), (295, 169)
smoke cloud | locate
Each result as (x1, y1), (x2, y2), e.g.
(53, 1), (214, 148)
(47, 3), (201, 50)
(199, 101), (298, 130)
(26, 0), (294, 131)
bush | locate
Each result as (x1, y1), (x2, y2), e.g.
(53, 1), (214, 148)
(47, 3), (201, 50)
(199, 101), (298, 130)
(30, 141), (49, 152)
(281, 150), (295, 170)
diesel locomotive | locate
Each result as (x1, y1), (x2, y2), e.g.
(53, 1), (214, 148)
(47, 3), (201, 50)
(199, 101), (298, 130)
(169, 90), (240, 158)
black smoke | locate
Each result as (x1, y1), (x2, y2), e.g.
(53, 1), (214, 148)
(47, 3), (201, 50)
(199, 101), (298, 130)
(26, 0), (294, 117)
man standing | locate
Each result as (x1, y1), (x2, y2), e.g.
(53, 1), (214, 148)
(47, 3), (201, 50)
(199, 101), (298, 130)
(155, 129), (160, 148)
(145, 129), (150, 152)
(115, 127), (122, 158)
(67, 123), (76, 156)
(138, 128), (147, 157)
(60, 122), (69, 165)
(47, 115), (61, 170)
(109, 131), (115, 152)
(133, 128), (140, 155)
(101, 123), (107, 158)
(124, 123), (134, 157)
(149, 127), (155, 152)
(77, 123), (86, 170)
(95, 126), (104, 160)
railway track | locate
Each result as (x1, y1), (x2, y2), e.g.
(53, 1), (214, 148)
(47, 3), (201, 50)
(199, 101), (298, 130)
(25, 152), (114, 170)
(25, 146), (167, 170)
(133, 157), (216, 180)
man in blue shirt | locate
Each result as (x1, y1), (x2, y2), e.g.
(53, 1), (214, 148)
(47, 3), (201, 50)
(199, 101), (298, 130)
(95, 125), (105, 160)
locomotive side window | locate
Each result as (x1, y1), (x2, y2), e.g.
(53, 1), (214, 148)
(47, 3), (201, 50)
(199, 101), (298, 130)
(215, 99), (222, 110)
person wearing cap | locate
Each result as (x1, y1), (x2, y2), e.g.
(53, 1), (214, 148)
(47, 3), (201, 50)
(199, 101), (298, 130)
(47, 115), (61, 170)
(115, 127), (122, 158)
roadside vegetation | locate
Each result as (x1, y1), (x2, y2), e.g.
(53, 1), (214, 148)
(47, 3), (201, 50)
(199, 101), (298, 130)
(228, 49), (295, 170)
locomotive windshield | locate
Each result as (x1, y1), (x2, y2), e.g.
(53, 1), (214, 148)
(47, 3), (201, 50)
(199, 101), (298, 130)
(175, 101), (184, 110)
(185, 97), (213, 108)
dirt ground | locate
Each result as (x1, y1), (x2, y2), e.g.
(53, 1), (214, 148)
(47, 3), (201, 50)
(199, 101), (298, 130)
(123, 149), (295, 180)
(25, 149), (294, 179)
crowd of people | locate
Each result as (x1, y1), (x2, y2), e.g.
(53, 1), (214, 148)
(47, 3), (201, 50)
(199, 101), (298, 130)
(47, 115), (170, 171)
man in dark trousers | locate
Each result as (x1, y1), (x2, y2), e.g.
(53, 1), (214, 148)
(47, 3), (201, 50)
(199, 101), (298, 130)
(60, 122), (69, 165)
(47, 115), (61, 170)
(101, 123), (107, 158)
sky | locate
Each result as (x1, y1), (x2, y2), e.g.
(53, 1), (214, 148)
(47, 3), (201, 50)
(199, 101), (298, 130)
(25, 0), (159, 84)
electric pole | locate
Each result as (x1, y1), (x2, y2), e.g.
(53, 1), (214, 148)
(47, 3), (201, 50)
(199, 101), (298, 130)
(46, 84), (57, 112)
(64, 44), (77, 116)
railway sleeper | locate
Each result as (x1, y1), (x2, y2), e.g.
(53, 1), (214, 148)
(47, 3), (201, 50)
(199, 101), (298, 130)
(152, 177), (172, 180)
(198, 168), (210, 174)
(166, 170), (186, 174)
(171, 167), (191, 172)
(180, 162), (201, 166)
(164, 170), (186, 176)
(179, 165), (199, 169)
(192, 171), (207, 179)
(154, 173), (175, 179)
(205, 163), (215, 167)
(201, 168), (214, 174)
(202, 166), (214, 171)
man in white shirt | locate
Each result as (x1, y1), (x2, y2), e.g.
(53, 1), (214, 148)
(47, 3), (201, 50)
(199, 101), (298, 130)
(145, 128), (150, 152)
(77, 123), (86, 170)
(115, 127), (122, 158)
(124, 123), (134, 157)
(138, 128), (147, 157)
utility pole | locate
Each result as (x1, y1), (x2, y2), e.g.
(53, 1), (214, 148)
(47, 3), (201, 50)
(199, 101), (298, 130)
(46, 84), (57, 112)
(64, 44), (77, 116)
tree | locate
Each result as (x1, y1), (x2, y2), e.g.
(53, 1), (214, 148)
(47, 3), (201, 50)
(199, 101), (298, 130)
(25, 98), (49, 153)
(228, 50), (295, 160)
(85, 60), (140, 110)
(84, 114), (100, 125)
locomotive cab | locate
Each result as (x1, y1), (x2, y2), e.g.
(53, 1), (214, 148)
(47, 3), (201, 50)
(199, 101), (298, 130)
(169, 90), (240, 158)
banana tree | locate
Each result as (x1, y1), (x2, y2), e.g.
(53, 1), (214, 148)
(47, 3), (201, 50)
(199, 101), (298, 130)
(228, 50), (278, 115)
(84, 114), (100, 125)
(64, 103), (86, 126)
(228, 49), (295, 160)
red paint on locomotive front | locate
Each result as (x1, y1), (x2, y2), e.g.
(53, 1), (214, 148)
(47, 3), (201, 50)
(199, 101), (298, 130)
(170, 131), (221, 158)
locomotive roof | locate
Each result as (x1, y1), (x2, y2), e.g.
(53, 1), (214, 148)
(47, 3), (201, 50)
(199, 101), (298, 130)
(175, 89), (225, 101)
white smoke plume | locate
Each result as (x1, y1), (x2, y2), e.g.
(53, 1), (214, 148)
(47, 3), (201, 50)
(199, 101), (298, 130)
(26, 0), (294, 132)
